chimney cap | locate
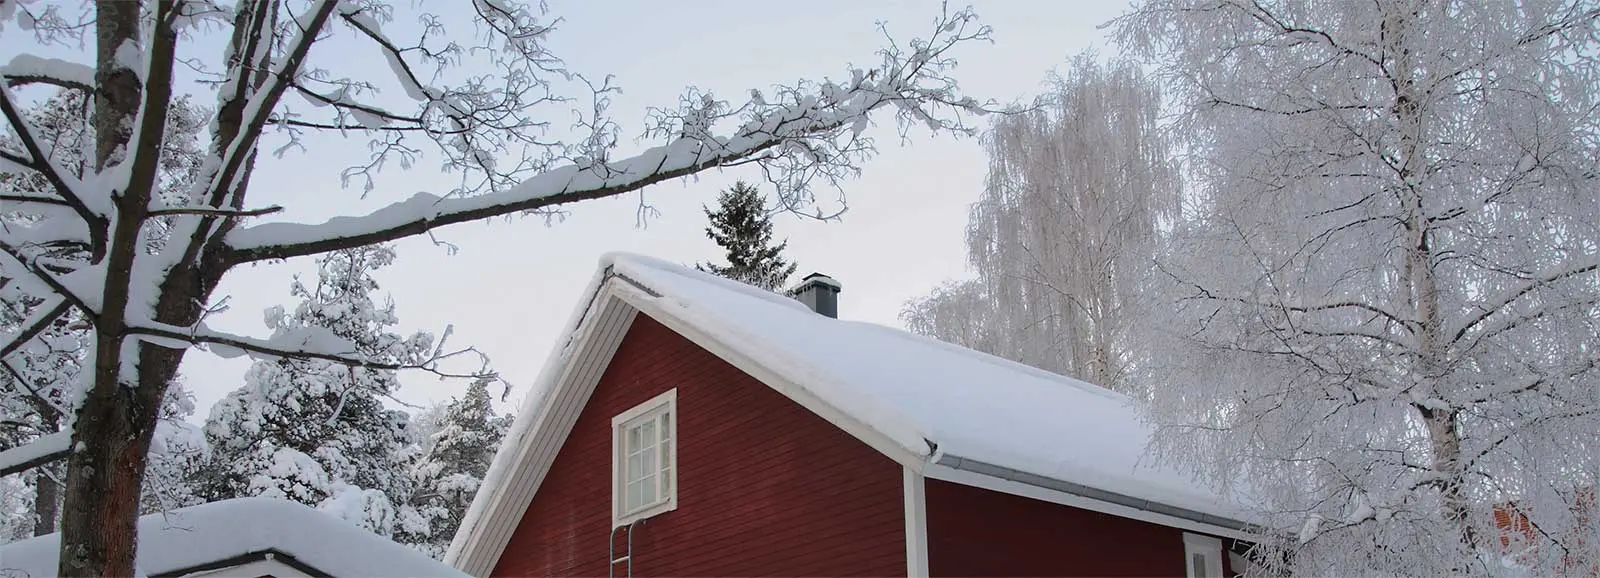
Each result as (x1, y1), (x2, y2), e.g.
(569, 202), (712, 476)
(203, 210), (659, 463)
(789, 272), (841, 318)
(798, 272), (842, 290)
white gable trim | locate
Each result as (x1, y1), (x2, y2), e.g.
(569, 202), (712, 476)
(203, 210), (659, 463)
(903, 467), (929, 578)
(181, 557), (314, 578)
(448, 286), (637, 577)
(922, 462), (1254, 541)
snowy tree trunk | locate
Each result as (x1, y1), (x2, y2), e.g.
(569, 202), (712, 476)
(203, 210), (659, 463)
(1385, 4), (1474, 553)
(58, 2), (184, 574)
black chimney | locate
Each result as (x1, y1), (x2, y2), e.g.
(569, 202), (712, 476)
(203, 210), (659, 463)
(789, 273), (841, 318)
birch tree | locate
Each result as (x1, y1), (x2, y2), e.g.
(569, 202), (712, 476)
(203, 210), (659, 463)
(1114, 1), (1600, 574)
(903, 54), (1179, 393)
(0, 1), (991, 575)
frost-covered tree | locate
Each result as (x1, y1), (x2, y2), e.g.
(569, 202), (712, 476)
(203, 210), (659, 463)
(139, 380), (206, 515)
(1113, 1), (1600, 574)
(696, 180), (799, 291)
(0, 0), (989, 572)
(199, 245), (438, 539)
(901, 279), (1005, 355)
(400, 378), (510, 558)
(903, 54), (1179, 392)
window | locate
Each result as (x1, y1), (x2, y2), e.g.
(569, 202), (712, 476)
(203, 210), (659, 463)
(1183, 533), (1225, 578)
(612, 389), (677, 526)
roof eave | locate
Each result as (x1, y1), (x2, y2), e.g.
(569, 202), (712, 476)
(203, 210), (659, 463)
(926, 453), (1262, 542)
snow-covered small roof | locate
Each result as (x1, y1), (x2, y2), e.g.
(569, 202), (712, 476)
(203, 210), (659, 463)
(0, 497), (467, 578)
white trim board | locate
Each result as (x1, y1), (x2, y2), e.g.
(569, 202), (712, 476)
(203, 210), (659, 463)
(447, 290), (637, 577)
(903, 467), (929, 578)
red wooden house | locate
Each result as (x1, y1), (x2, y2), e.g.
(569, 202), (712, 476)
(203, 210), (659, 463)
(446, 253), (1260, 578)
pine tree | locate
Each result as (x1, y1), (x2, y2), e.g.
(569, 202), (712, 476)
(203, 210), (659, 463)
(400, 378), (511, 558)
(198, 245), (433, 539)
(696, 181), (799, 291)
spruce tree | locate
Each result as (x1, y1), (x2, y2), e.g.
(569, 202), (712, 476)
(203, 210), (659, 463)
(696, 180), (799, 291)
(400, 378), (511, 558)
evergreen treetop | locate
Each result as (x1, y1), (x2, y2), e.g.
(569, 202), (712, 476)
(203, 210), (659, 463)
(696, 180), (799, 291)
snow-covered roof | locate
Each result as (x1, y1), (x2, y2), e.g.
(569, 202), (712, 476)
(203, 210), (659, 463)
(447, 252), (1259, 575)
(0, 497), (467, 578)
(606, 253), (1255, 519)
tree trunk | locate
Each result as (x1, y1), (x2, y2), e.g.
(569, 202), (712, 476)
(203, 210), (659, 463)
(56, 377), (161, 576)
(56, 1), (194, 573)
(1383, 0), (1477, 556)
(32, 463), (59, 536)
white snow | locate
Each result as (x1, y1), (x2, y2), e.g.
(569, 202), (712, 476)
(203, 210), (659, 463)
(0, 431), (70, 473)
(0, 54), (94, 88)
(598, 253), (1258, 524)
(0, 497), (468, 577)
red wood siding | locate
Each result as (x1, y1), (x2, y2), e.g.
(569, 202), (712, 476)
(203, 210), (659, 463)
(492, 314), (906, 577)
(926, 478), (1232, 577)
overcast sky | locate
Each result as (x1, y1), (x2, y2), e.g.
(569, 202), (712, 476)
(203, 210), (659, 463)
(9, 0), (1135, 422)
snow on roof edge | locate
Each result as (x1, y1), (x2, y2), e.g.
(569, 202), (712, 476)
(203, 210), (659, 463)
(0, 497), (465, 578)
(604, 252), (816, 314)
(446, 258), (617, 565)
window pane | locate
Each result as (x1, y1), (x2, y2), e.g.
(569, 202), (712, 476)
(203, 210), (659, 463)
(640, 420), (655, 448)
(626, 479), (643, 511)
(639, 472), (657, 504)
(626, 451), (643, 482)
(1191, 553), (1207, 578)
(627, 425), (642, 452)
(661, 411), (672, 441)
(661, 433), (672, 472)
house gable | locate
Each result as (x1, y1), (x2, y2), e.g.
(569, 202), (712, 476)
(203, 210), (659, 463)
(491, 314), (906, 576)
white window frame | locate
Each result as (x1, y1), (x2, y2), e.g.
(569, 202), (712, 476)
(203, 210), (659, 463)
(1183, 533), (1225, 578)
(611, 389), (678, 527)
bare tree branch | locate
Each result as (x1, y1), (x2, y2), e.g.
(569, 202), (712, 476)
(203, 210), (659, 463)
(0, 298), (72, 360)
(0, 74), (93, 94)
(126, 322), (496, 380)
(1449, 260), (1600, 346)
(147, 205), (282, 218)
(0, 83), (107, 245)
(0, 431), (71, 477)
